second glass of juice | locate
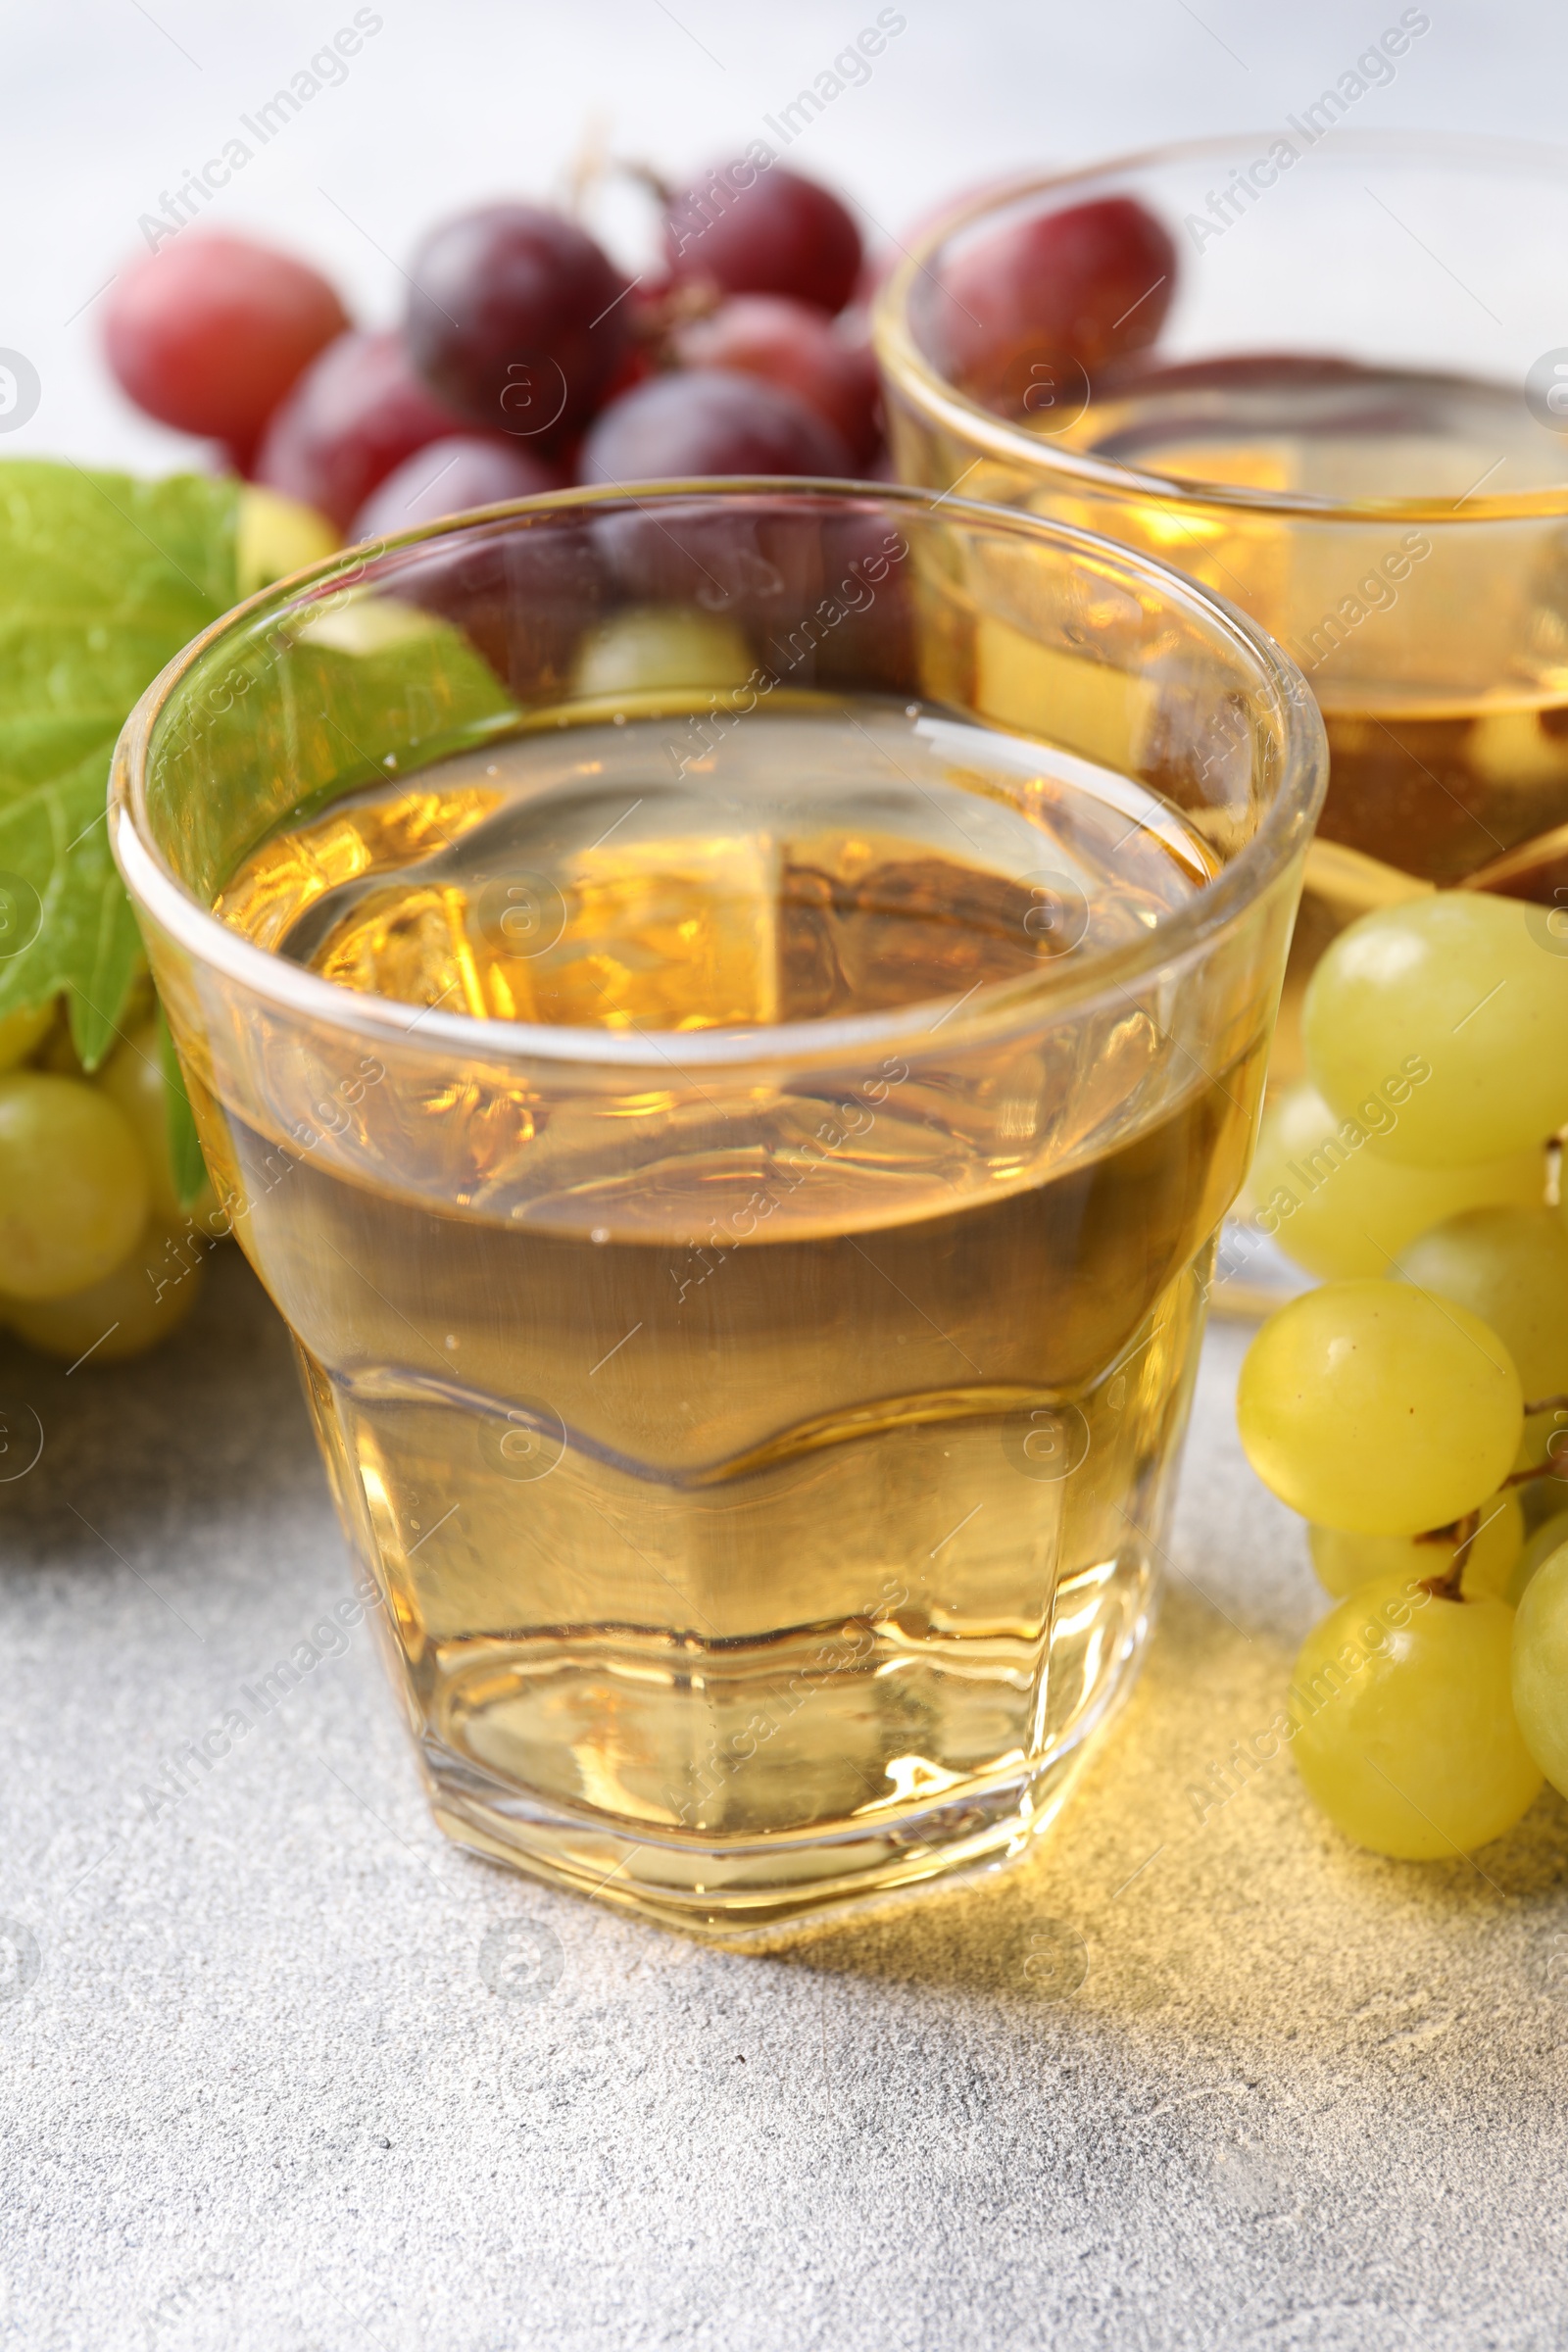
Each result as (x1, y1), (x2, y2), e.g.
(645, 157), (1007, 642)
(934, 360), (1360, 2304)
(113, 483), (1325, 1936)
(874, 133), (1568, 1076)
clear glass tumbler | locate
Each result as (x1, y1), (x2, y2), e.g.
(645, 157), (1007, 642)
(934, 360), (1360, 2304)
(874, 132), (1568, 1078)
(112, 481), (1324, 1937)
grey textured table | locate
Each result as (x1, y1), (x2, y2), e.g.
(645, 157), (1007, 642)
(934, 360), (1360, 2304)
(4, 1248), (1566, 2352)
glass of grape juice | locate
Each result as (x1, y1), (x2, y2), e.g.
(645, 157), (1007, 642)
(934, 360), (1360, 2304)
(874, 131), (1568, 1081)
(111, 481), (1325, 1938)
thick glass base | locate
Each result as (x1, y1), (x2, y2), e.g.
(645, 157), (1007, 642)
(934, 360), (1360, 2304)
(291, 1234), (1211, 1943)
(418, 1550), (1153, 1941)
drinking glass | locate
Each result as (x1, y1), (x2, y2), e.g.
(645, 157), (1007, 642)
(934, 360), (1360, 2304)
(874, 132), (1568, 1078)
(112, 481), (1324, 1937)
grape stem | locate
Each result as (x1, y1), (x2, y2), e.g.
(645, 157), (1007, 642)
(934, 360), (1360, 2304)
(1417, 1453), (1568, 1526)
(1426, 1508), (1481, 1602)
(636, 281), (723, 345)
(1546, 1126), (1567, 1211)
(1416, 1410), (1568, 1567)
(1494, 1459), (1568, 1495)
(564, 118), (612, 221)
(609, 159), (727, 352)
(617, 157), (676, 207)
(1484, 1395), (1568, 1495)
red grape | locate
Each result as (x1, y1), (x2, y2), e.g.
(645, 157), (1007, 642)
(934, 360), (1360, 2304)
(672, 297), (881, 462)
(349, 435), (558, 540)
(594, 493), (912, 697)
(254, 331), (479, 528)
(405, 205), (632, 450)
(932, 195), (1177, 411)
(808, 504), (915, 690)
(578, 368), (850, 486)
(103, 233), (348, 464)
(856, 177), (1027, 308)
(664, 164), (861, 316)
(594, 496), (820, 619)
(393, 520), (607, 705)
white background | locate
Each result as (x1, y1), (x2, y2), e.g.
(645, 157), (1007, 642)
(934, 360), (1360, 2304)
(1, 0), (1556, 471)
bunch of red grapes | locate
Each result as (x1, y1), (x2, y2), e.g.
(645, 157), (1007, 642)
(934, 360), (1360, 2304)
(101, 160), (1178, 539)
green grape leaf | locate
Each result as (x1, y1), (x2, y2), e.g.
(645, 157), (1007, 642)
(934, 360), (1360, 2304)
(0, 461), (239, 1067)
(157, 1002), (209, 1211)
(161, 596), (523, 893)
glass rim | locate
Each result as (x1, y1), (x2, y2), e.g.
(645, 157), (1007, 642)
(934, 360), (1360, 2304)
(111, 475), (1325, 1073)
(872, 127), (1568, 526)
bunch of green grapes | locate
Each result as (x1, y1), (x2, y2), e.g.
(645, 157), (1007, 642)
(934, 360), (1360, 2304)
(0, 989), (223, 1364)
(1238, 891), (1568, 1858)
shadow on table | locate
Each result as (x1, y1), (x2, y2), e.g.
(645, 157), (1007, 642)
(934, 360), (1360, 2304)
(0, 1244), (317, 1559)
(770, 1583), (1568, 2045)
(11, 1250), (1568, 2058)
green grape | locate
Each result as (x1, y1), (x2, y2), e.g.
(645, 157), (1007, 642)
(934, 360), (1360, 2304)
(1309, 1488), (1523, 1601)
(0, 1002), (55, 1073)
(1395, 1203), (1568, 1468)
(1293, 1571), (1542, 1857)
(1395, 1206), (1568, 1398)
(571, 605), (755, 699)
(1303, 891), (1568, 1167)
(98, 1018), (221, 1232)
(1521, 1474), (1568, 1531)
(235, 483), (338, 597)
(1237, 1279), (1522, 1534)
(1527, 1412), (1568, 1482)
(1507, 1507), (1568, 1605)
(1513, 1544), (1568, 1796)
(0, 1073), (149, 1299)
(5, 1221), (204, 1362)
(1245, 1080), (1544, 1279)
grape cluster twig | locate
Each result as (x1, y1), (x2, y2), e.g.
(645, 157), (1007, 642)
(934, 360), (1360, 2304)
(1426, 1507), (1482, 1601)
(1415, 1393), (1568, 1594)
